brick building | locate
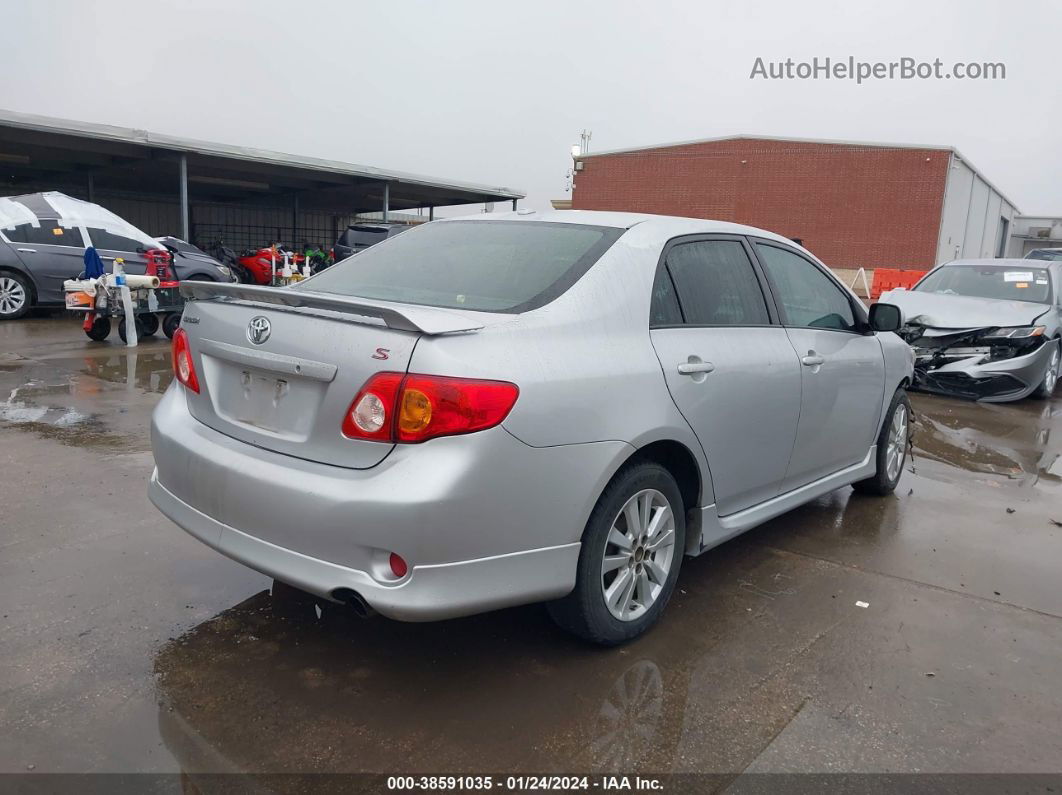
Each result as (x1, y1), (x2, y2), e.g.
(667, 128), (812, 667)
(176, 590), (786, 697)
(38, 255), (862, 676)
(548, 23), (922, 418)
(570, 136), (1018, 270)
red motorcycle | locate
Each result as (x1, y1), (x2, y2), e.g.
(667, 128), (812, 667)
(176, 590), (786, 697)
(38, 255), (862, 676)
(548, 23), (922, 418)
(238, 246), (306, 285)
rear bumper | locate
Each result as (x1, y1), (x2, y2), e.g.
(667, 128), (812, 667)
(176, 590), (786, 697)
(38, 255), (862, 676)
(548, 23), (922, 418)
(912, 341), (1054, 403)
(149, 473), (579, 620)
(149, 385), (630, 620)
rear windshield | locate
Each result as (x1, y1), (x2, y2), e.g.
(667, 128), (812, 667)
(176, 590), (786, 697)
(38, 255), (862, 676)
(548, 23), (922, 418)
(915, 265), (1052, 304)
(1026, 250), (1062, 262)
(302, 220), (623, 312)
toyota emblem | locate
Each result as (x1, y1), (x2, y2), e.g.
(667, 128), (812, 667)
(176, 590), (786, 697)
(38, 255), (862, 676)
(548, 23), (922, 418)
(247, 316), (271, 345)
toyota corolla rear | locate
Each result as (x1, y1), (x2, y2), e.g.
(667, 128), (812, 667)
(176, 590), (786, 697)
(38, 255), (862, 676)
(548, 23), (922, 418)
(148, 217), (635, 620)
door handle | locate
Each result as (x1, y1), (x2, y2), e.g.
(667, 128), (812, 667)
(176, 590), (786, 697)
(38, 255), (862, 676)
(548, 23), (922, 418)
(677, 361), (715, 375)
(101, 256), (115, 261)
(16, 248), (36, 253)
(801, 353), (825, 367)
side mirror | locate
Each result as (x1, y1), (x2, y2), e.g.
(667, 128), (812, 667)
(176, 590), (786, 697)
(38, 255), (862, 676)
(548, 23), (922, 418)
(868, 302), (904, 332)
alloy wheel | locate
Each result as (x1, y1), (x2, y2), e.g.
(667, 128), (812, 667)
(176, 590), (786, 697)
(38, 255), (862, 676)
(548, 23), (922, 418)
(1046, 346), (1060, 395)
(0, 276), (27, 316)
(885, 403), (908, 481)
(600, 489), (677, 621)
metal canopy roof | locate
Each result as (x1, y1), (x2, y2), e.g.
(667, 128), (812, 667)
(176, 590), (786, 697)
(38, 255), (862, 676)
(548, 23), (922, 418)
(0, 108), (524, 212)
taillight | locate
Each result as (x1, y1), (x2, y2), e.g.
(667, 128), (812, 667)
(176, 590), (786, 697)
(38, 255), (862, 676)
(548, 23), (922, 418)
(342, 372), (519, 443)
(341, 372), (403, 440)
(172, 327), (200, 393)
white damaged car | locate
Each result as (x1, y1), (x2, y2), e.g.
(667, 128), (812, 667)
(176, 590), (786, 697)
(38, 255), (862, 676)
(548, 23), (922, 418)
(882, 258), (1061, 402)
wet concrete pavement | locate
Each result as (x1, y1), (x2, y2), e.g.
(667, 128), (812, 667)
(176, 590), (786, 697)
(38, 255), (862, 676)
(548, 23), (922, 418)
(2, 314), (1062, 778)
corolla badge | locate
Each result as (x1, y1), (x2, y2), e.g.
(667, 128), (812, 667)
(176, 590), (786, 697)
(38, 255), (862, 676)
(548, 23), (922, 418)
(247, 316), (271, 345)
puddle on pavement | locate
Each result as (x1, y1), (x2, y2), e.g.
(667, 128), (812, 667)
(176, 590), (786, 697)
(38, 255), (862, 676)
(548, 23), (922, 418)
(73, 351), (175, 394)
(153, 590), (710, 777)
(909, 393), (1061, 487)
(0, 374), (147, 452)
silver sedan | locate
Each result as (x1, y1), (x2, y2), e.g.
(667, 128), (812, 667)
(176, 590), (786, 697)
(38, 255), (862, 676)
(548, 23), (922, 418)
(150, 211), (913, 644)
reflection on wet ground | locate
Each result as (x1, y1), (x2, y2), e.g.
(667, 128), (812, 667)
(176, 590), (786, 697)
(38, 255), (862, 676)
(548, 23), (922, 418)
(911, 393), (1061, 486)
(3, 315), (1062, 777)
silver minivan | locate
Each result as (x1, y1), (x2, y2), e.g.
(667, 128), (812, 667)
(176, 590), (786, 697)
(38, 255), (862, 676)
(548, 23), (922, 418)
(150, 211), (913, 644)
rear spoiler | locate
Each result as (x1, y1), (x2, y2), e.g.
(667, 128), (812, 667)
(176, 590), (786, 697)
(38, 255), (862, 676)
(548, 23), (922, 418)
(180, 282), (484, 335)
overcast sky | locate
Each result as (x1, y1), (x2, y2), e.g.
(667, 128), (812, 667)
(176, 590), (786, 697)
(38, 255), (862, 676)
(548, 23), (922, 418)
(2, 0), (1059, 214)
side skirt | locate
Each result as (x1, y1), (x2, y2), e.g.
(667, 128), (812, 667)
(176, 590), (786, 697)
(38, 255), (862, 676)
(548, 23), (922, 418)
(690, 446), (877, 555)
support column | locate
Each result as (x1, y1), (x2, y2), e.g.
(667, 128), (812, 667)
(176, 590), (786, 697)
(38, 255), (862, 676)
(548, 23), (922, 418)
(292, 194), (299, 246)
(428, 206), (434, 222)
(87, 173), (95, 203)
(382, 183), (390, 222)
(178, 155), (189, 241)
(512, 198), (518, 211)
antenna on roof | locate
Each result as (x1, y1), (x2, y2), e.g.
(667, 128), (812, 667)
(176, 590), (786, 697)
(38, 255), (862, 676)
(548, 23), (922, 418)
(566, 129), (593, 194)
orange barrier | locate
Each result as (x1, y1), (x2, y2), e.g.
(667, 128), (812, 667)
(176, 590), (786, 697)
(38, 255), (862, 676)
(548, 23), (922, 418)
(870, 268), (927, 300)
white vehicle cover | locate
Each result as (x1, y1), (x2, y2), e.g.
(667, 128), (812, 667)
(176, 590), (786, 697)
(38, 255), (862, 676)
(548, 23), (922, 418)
(0, 191), (161, 251)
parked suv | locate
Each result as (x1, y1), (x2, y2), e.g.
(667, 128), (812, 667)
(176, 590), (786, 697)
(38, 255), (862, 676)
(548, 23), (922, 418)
(0, 192), (230, 320)
(150, 211), (913, 644)
(332, 223), (411, 262)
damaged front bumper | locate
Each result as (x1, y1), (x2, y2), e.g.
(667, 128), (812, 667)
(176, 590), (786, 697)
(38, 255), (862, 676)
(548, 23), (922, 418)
(907, 333), (1054, 402)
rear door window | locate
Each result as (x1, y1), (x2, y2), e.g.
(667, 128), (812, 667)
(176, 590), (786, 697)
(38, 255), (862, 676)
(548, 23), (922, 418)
(663, 240), (771, 326)
(3, 219), (85, 247)
(304, 220), (623, 312)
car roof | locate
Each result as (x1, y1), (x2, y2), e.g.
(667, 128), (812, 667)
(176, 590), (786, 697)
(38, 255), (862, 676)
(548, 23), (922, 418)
(442, 209), (802, 246)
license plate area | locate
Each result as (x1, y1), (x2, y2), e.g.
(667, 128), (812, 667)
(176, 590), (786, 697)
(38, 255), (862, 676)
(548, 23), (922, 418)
(203, 356), (326, 440)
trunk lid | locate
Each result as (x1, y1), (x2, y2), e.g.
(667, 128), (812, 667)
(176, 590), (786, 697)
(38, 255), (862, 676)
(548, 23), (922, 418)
(178, 283), (485, 469)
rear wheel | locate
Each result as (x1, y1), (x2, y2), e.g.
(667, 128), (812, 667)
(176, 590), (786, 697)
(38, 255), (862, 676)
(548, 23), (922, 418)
(85, 316), (111, 341)
(162, 313), (182, 340)
(548, 462), (685, 645)
(1032, 340), (1060, 400)
(852, 388), (911, 496)
(139, 313), (159, 336)
(117, 316), (151, 343)
(0, 272), (31, 320)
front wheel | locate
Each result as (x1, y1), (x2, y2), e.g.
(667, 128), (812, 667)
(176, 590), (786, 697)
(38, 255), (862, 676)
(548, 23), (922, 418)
(547, 462), (685, 645)
(852, 388), (911, 496)
(1032, 340), (1060, 400)
(85, 316), (111, 341)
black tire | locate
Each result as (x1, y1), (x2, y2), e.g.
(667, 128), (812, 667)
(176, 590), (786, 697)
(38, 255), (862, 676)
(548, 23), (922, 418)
(162, 313), (182, 340)
(852, 388), (911, 496)
(117, 316), (149, 343)
(139, 313), (160, 337)
(547, 461), (686, 645)
(0, 271), (33, 320)
(85, 316), (111, 341)
(185, 274), (215, 282)
(1031, 339), (1060, 400)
